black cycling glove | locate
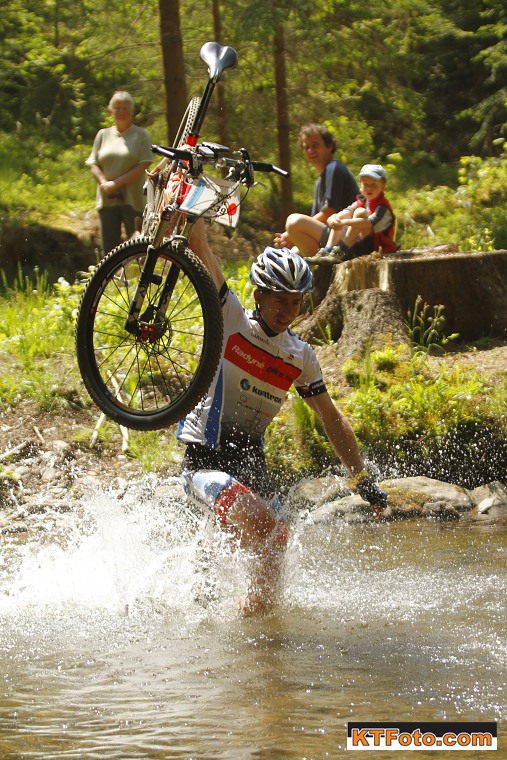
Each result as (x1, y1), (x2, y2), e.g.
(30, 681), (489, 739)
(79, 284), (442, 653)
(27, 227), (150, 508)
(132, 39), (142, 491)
(351, 470), (388, 519)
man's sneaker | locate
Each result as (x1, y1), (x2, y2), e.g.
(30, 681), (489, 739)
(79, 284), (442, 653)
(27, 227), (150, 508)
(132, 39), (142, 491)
(310, 246), (345, 265)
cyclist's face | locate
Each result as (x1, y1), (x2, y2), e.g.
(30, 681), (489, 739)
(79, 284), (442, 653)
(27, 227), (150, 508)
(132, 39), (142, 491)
(256, 290), (304, 333)
(301, 133), (333, 170)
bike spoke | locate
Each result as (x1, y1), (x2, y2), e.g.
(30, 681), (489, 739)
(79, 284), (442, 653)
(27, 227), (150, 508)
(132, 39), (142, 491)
(88, 248), (209, 413)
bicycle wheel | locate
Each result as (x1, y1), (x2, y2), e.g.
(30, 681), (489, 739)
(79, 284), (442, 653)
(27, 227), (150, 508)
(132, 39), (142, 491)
(173, 96), (201, 147)
(75, 237), (223, 431)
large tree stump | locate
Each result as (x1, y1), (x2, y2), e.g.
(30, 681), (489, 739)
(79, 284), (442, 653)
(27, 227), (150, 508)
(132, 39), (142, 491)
(297, 287), (409, 359)
(297, 247), (507, 346)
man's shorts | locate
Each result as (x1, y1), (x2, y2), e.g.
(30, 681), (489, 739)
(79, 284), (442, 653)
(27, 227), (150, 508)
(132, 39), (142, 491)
(181, 442), (288, 542)
(319, 224), (331, 247)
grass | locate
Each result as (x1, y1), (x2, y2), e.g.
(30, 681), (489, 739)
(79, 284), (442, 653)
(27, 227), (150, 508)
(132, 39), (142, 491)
(1, 244), (506, 487)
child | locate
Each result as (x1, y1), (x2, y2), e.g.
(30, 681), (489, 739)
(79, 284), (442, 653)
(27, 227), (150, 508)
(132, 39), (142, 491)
(283, 164), (397, 263)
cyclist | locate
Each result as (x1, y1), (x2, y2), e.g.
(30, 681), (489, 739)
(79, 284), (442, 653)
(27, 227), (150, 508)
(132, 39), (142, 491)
(179, 220), (387, 615)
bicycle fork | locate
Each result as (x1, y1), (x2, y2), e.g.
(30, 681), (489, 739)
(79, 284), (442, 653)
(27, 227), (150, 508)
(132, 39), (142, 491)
(123, 213), (189, 342)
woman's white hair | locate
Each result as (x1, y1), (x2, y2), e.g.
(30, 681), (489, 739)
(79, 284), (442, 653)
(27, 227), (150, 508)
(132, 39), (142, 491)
(108, 91), (135, 112)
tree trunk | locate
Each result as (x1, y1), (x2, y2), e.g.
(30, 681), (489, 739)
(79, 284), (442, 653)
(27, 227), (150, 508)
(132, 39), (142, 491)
(158, 0), (187, 144)
(212, 0), (229, 147)
(273, 24), (293, 226)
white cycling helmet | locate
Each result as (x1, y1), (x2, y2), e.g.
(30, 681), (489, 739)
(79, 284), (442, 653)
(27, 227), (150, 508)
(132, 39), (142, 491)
(250, 246), (313, 293)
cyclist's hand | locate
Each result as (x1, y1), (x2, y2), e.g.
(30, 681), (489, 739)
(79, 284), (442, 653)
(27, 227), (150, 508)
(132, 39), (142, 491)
(355, 473), (388, 519)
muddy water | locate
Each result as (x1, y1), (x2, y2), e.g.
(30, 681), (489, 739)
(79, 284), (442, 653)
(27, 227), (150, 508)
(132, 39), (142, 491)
(0, 478), (505, 758)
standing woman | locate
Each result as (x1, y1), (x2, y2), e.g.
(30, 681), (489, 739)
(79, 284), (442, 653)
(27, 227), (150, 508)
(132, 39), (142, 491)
(87, 91), (152, 256)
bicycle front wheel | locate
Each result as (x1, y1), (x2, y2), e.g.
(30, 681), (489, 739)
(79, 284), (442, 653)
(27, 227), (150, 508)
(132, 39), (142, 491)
(75, 237), (223, 431)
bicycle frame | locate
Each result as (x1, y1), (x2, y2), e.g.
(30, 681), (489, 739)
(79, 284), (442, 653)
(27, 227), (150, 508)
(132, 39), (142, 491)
(124, 41), (288, 337)
(124, 43), (238, 336)
(76, 41), (290, 430)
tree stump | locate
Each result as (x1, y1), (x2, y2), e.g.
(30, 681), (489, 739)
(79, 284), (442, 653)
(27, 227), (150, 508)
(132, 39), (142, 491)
(296, 247), (507, 348)
(297, 287), (409, 359)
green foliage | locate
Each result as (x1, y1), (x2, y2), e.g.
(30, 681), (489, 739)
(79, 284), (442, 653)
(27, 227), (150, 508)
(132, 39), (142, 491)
(2, 0), (505, 168)
(0, 265), (86, 410)
(406, 296), (459, 356)
(126, 429), (180, 473)
(393, 145), (507, 250)
(340, 351), (505, 449)
(0, 133), (95, 219)
(264, 394), (335, 479)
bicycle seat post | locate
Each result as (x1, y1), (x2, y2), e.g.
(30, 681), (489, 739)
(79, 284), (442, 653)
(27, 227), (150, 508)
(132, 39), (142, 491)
(187, 43), (238, 143)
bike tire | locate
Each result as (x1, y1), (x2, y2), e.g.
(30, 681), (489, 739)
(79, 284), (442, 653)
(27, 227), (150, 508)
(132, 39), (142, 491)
(75, 237), (223, 431)
(173, 96), (201, 147)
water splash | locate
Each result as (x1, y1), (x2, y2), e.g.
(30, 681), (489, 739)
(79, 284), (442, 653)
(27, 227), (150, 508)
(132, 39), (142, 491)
(0, 475), (505, 757)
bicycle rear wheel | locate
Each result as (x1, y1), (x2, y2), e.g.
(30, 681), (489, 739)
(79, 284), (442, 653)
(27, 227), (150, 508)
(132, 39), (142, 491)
(173, 96), (201, 146)
(141, 97), (202, 238)
(75, 237), (223, 431)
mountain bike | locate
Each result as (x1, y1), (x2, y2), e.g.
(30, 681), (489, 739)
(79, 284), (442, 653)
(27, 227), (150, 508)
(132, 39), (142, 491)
(75, 42), (288, 431)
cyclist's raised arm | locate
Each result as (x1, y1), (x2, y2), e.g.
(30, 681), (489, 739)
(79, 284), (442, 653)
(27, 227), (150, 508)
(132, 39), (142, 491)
(188, 219), (225, 290)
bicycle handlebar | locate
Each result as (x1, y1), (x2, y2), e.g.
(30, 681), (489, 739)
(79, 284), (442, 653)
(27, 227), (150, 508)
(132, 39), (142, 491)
(249, 161), (289, 178)
(151, 144), (289, 179)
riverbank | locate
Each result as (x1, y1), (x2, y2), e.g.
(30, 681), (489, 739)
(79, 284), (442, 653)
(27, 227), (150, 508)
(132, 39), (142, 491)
(1, 341), (507, 534)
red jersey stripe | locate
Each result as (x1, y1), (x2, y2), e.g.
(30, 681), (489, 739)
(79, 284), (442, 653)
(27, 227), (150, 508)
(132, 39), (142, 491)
(224, 333), (301, 391)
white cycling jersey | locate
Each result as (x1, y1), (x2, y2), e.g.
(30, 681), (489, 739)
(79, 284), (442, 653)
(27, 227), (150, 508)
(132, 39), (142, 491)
(177, 286), (326, 448)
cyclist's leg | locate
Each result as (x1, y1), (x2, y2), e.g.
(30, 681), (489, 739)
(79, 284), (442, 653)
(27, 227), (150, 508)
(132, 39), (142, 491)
(181, 466), (287, 614)
(181, 467), (287, 544)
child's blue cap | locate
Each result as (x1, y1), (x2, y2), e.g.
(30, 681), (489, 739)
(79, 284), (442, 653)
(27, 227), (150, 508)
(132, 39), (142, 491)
(359, 164), (387, 180)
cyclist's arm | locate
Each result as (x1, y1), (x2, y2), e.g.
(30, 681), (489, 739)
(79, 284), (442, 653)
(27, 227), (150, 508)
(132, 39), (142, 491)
(304, 391), (365, 477)
(188, 219), (225, 290)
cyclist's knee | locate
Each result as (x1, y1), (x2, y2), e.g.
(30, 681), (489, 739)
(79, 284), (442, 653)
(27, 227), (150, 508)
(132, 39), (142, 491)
(226, 490), (277, 543)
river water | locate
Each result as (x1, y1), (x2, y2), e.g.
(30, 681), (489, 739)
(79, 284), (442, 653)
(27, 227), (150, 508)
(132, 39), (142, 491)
(0, 476), (505, 758)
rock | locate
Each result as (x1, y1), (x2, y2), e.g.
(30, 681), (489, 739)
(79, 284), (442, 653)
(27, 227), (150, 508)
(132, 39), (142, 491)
(463, 480), (507, 523)
(382, 475), (474, 513)
(421, 500), (460, 520)
(297, 473), (478, 524)
(468, 480), (507, 509)
(306, 494), (376, 524)
(0, 221), (96, 283)
(288, 475), (350, 510)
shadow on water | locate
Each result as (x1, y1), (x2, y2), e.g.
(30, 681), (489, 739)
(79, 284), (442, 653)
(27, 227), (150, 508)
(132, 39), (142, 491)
(0, 476), (505, 758)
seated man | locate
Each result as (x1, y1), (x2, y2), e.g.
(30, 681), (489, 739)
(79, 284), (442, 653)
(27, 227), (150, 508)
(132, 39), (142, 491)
(284, 164), (397, 262)
(180, 220), (388, 616)
(274, 123), (359, 250)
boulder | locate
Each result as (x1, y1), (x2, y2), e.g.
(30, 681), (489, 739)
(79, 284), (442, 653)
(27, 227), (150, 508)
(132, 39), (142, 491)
(463, 480), (507, 524)
(0, 220), (96, 283)
(294, 474), (477, 524)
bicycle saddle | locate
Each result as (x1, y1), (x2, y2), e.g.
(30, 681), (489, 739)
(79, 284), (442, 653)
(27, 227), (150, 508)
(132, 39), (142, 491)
(200, 42), (238, 82)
